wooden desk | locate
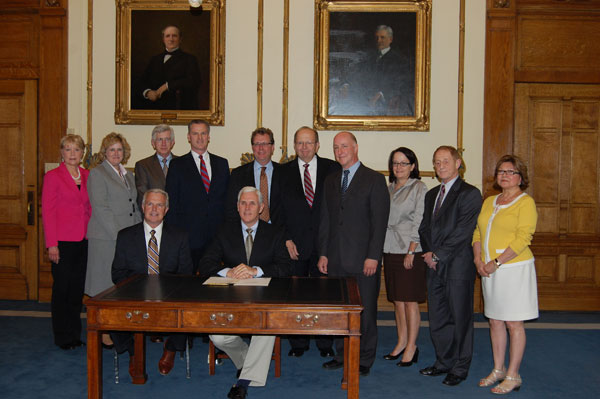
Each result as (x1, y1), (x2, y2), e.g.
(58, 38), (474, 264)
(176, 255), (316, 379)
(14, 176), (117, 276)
(86, 275), (363, 399)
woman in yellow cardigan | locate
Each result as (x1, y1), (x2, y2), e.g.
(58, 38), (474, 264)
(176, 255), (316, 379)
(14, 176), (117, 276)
(472, 155), (538, 395)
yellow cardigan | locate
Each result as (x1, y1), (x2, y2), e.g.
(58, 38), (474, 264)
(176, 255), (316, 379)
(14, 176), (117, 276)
(472, 193), (537, 265)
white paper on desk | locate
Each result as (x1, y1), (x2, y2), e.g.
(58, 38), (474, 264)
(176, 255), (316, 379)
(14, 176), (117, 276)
(203, 277), (271, 286)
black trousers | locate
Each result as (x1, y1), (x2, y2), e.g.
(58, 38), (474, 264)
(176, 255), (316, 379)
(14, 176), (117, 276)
(288, 253), (333, 352)
(111, 332), (188, 356)
(426, 271), (474, 378)
(51, 240), (88, 346)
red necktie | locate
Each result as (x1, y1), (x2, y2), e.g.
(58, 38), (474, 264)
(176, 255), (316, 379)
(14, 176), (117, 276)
(200, 155), (210, 193)
(303, 163), (314, 208)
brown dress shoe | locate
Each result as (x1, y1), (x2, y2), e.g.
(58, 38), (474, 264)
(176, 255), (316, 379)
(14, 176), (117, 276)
(158, 347), (176, 375)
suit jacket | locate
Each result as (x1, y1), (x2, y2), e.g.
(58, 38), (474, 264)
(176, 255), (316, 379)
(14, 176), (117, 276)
(41, 163), (92, 247)
(418, 178), (482, 281)
(199, 220), (291, 279)
(279, 156), (340, 260)
(165, 151), (230, 252)
(225, 161), (284, 226)
(134, 153), (177, 210)
(134, 49), (200, 110)
(112, 222), (193, 284)
(87, 160), (141, 241)
(318, 163), (390, 275)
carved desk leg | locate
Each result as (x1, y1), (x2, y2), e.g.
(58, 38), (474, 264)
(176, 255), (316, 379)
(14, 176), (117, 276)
(87, 329), (102, 399)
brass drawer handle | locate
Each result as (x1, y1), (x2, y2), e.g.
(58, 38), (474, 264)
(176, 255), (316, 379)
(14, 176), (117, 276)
(125, 310), (149, 323)
(209, 312), (235, 326)
(295, 314), (319, 327)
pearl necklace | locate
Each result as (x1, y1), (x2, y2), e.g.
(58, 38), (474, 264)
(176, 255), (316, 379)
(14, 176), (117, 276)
(70, 168), (81, 181)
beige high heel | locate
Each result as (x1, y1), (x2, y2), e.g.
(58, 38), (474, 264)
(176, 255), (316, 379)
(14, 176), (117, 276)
(479, 368), (506, 387)
(491, 374), (522, 394)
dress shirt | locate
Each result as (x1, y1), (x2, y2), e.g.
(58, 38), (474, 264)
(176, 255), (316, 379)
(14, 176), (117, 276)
(433, 174), (459, 214)
(379, 47), (391, 57)
(253, 160), (273, 200)
(297, 156), (317, 190)
(107, 163), (129, 180)
(341, 160), (361, 187)
(143, 220), (163, 253)
(217, 220), (264, 277)
(156, 153), (173, 168)
(192, 150), (212, 180)
(383, 179), (427, 254)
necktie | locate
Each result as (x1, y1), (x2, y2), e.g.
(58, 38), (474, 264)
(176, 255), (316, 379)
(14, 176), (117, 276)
(433, 184), (446, 216)
(200, 155), (210, 193)
(147, 230), (159, 274)
(341, 170), (350, 194)
(245, 228), (254, 264)
(162, 158), (168, 176)
(303, 163), (314, 208)
(259, 167), (270, 222)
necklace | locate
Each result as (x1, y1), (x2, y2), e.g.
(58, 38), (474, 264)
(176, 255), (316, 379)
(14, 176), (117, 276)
(70, 168), (81, 181)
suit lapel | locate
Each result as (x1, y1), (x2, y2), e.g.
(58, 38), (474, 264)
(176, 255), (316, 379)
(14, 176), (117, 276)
(434, 179), (462, 220)
(150, 155), (166, 183)
(134, 224), (149, 271)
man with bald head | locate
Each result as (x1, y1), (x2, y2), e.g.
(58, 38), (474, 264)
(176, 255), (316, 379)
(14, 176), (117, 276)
(318, 131), (390, 376)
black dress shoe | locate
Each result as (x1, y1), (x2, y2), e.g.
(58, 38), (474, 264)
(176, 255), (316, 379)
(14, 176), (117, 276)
(288, 348), (306, 357)
(101, 343), (114, 350)
(227, 385), (247, 399)
(236, 369), (242, 379)
(359, 366), (370, 376)
(383, 348), (405, 360)
(419, 366), (447, 376)
(322, 359), (344, 370)
(442, 373), (465, 386)
(397, 347), (419, 367)
(71, 339), (85, 347)
(320, 348), (335, 357)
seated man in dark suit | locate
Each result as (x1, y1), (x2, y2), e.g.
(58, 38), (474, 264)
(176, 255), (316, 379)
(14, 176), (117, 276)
(111, 188), (193, 377)
(200, 186), (291, 399)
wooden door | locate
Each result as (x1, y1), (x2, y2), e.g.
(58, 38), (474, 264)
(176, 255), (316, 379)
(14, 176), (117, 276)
(0, 80), (38, 300)
(514, 83), (600, 310)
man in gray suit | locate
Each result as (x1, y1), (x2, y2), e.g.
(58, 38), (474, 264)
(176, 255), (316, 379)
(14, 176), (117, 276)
(318, 131), (390, 376)
(134, 124), (176, 210)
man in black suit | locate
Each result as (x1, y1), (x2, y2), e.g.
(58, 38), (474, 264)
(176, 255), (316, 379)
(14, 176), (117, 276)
(111, 189), (193, 377)
(280, 126), (339, 358)
(418, 145), (482, 386)
(134, 124), (176, 210)
(165, 119), (230, 272)
(200, 186), (291, 399)
(318, 131), (390, 376)
(225, 127), (283, 226)
(134, 25), (200, 110)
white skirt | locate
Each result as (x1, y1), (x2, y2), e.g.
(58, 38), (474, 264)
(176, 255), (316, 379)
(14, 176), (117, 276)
(482, 259), (539, 321)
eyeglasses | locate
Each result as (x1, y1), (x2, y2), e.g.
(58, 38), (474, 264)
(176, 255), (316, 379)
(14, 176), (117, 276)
(252, 142), (273, 147)
(497, 169), (520, 176)
(393, 162), (411, 167)
(154, 137), (172, 143)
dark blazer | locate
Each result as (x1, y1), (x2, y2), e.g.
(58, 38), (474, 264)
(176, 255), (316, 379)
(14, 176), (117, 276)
(134, 49), (200, 110)
(134, 153), (177, 210)
(199, 220), (291, 279)
(165, 151), (230, 252)
(112, 222), (193, 284)
(279, 156), (340, 260)
(225, 161), (284, 226)
(418, 178), (482, 281)
(318, 163), (390, 274)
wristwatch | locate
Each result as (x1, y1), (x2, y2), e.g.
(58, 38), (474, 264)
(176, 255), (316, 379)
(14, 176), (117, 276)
(493, 258), (502, 268)
(431, 253), (440, 263)
(407, 251), (416, 255)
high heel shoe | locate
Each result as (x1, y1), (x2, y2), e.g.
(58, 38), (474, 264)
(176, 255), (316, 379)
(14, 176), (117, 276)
(479, 368), (506, 387)
(397, 347), (419, 367)
(383, 348), (405, 360)
(491, 375), (521, 394)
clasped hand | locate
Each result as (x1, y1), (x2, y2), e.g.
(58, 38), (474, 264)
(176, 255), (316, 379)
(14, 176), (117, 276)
(226, 264), (257, 279)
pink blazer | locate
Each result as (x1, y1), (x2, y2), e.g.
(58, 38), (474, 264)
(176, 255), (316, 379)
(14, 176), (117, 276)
(41, 163), (92, 248)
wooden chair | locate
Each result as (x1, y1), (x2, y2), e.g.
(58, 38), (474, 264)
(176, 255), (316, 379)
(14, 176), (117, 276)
(207, 336), (281, 377)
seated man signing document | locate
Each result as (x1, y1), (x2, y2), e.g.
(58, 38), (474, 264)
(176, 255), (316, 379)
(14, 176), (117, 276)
(199, 186), (291, 399)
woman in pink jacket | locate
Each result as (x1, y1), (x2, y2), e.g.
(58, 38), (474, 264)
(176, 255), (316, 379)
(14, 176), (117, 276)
(42, 134), (91, 350)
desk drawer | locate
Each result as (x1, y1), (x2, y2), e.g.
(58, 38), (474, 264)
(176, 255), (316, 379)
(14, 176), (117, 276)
(97, 308), (178, 328)
(267, 312), (348, 331)
(182, 310), (262, 329)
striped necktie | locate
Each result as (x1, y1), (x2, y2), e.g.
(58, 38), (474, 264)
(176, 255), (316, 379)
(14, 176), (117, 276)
(341, 170), (350, 194)
(147, 230), (159, 274)
(259, 167), (270, 222)
(303, 163), (314, 207)
(200, 155), (210, 193)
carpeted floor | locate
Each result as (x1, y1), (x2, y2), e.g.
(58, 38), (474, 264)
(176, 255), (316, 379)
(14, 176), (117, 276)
(1, 302), (598, 398)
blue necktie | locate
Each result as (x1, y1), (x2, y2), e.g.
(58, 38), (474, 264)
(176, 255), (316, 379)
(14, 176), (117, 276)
(341, 170), (350, 194)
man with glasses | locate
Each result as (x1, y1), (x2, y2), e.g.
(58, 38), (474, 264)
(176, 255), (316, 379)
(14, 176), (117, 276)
(135, 124), (177, 210)
(279, 126), (339, 358)
(226, 127), (283, 226)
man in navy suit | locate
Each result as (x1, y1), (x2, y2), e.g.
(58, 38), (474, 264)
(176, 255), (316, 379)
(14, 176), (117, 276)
(165, 119), (230, 272)
(200, 186), (291, 399)
(280, 126), (339, 358)
(225, 127), (283, 226)
(418, 145), (482, 386)
(318, 131), (390, 376)
(111, 189), (193, 377)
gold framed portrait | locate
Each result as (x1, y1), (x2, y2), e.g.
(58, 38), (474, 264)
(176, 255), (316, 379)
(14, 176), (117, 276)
(115, 0), (225, 125)
(314, 0), (431, 131)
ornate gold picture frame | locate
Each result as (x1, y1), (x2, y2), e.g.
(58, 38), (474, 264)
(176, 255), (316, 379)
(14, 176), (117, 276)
(115, 0), (225, 125)
(314, 0), (431, 131)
